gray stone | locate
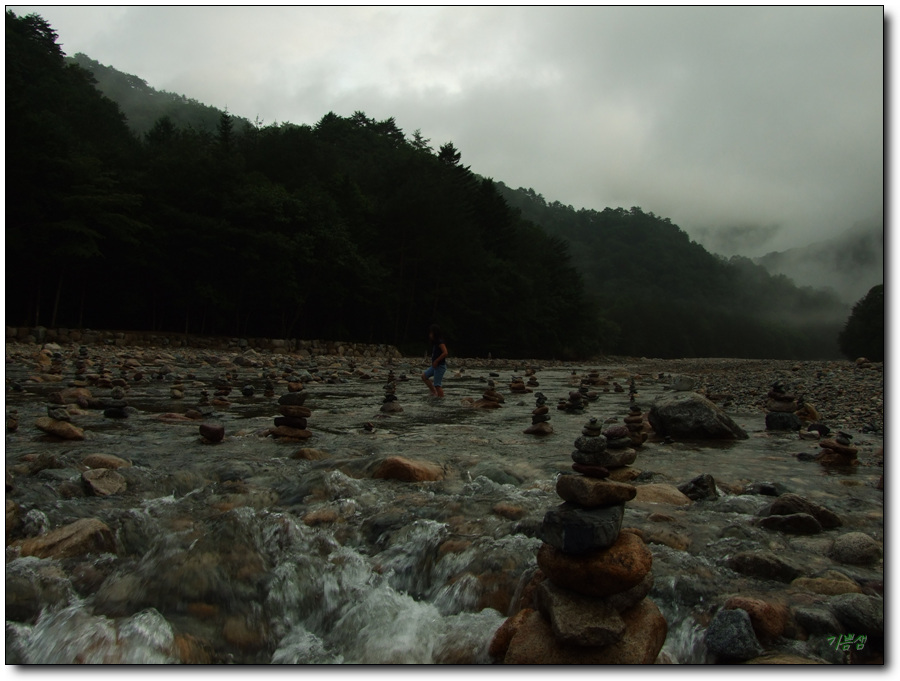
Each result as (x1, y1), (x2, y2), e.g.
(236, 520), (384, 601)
(765, 412), (802, 431)
(767, 493), (842, 529)
(539, 502), (624, 554)
(793, 606), (844, 635)
(571, 448), (637, 468)
(704, 608), (764, 660)
(535, 580), (626, 647)
(759, 512), (822, 535)
(82, 468), (127, 496)
(603, 572), (655, 613)
(725, 551), (803, 583)
(828, 593), (884, 637)
(648, 392), (748, 440)
(677, 473), (719, 501)
(573, 435), (607, 454)
(830, 532), (882, 566)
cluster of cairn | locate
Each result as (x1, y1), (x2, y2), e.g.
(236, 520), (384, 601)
(380, 371), (403, 413)
(572, 417), (637, 477)
(524, 392), (552, 435)
(580, 369), (608, 389)
(557, 385), (598, 413)
(491, 418), (667, 663)
(764, 380), (821, 432)
(816, 430), (859, 468)
(525, 368), (540, 388)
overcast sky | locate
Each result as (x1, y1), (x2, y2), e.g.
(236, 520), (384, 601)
(12, 4), (884, 256)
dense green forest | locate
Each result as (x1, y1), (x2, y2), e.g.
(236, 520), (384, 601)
(838, 285), (884, 362)
(5, 11), (851, 359)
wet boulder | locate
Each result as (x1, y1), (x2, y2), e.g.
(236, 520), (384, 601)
(704, 608), (764, 661)
(758, 512), (822, 535)
(723, 596), (789, 642)
(765, 493), (842, 529)
(82, 468), (127, 496)
(677, 473), (719, 501)
(829, 532), (882, 566)
(827, 593), (884, 637)
(725, 550), (803, 583)
(539, 502), (624, 554)
(372, 456), (443, 482)
(648, 393), (748, 440)
(34, 417), (84, 441)
(13, 518), (117, 559)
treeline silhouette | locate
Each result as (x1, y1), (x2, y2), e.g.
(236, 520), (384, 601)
(6, 11), (848, 359)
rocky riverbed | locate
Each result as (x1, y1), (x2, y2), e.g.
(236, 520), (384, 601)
(5, 342), (884, 664)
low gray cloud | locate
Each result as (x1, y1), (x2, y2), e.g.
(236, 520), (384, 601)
(13, 5), (884, 256)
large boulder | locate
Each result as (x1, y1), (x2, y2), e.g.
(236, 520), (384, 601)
(704, 608), (764, 661)
(766, 493), (842, 529)
(829, 532), (882, 566)
(34, 417), (84, 441)
(372, 456), (443, 482)
(648, 393), (748, 440)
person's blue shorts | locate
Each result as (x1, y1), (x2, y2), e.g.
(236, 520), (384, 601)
(424, 364), (447, 386)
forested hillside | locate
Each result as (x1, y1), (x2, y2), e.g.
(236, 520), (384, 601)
(6, 10), (597, 359)
(6, 11), (849, 359)
(495, 184), (849, 358)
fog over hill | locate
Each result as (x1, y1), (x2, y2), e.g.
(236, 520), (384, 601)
(752, 216), (884, 305)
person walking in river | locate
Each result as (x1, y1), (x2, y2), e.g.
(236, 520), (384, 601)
(422, 324), (448, 398)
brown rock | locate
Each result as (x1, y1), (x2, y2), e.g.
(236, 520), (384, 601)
(633, 483), (692, 506)
(373, 456), (443, 482)
(7, 499), (21, 541)
(817, 449), (859, 467)
(278, 405), (312, 418)
(603, 572), (655, 613)
(556, 475), (636, 507)
(724, 596), (789, 641)
(15, 518), (116, 559)
(82, 468), (127, 496)
(34, 417), (84, 441)
(767, 493), (842, 529)
(523, 422), (553, 435)
(493, 503), (527, 520)
(270, 426), (312, 440)
(535, 580), (625, 647)
(223, 615), (266, 652)
(489, 608), (532, 661)
(744, 653), (826, 664)
(302, 509), (339, 526)
(173, 634), (213, 664)
(571, 463), (610, 479)
(606, 467), (641, 482)
(642, 527), (692, 551)
(472, 398), (503, 409)
(537, 531), (653, 597)
(82, 454), (131, 470)
(532, 405), (549, 415)
(790, 576), (862, 596)
(504, 599), (667, 664)
(818, 439), (858, 457)
(290, 448), (330, 460)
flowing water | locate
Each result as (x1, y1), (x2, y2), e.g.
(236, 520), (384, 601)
(4, 353), (884, 664)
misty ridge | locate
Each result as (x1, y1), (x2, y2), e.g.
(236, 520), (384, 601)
(6, 11), (883, 361)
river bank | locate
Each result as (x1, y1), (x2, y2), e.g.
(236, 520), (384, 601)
(5, 342), (884, 664)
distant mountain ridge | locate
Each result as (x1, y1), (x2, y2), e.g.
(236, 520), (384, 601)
(754, 218), (883, 305)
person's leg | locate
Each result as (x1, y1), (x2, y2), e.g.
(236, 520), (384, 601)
(433, 365), (446, 397)
(422, 366), (437, 395)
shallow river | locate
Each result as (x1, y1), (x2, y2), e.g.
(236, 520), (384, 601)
(4, 353), (884, 664)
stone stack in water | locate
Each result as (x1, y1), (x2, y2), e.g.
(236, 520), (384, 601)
(578, 385), (599, 403)
(473, 380), (504, 409)
(764, 381), (801, 431)
(102, 385), (130, 419)
(493, 430), (667, 663)
(524, 392), (553, 435)
(558, 390), (585, 413)
(572, 417), (637, 480)
(623, 405), (647, 447)
(509, 376), (531, 394)
(271, 388), (312, 441)
(817, 431), (859, 467)
(380, 377), (403, 413)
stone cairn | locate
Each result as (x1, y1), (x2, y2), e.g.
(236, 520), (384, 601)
(380, 372), (403, 414)
(472, 379), (504, 409)
(558, 390), (585, 413)
(491, 418), (667, 663)
(764, 380), (802, 432)
(524, 392), (553, 436)
(622, 404), (648, 447)
(270, 384), (312, 442)
(573, 417), (637, 478)
(817, 430), (859, 468)
(509, 376), (531, 395)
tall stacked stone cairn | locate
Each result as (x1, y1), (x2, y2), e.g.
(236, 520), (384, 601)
(623, 404), (648, 447)
(380, 372), (403, 413)
(472, 379), (504, 409)
(817, 430), (859, 468)
(764, 381), (802, 432)
(490, 420), (667, 663)
(558, 390), (586, 413)
(573, 417), (637, 478)
(524, 392), (553, 435)
(270, 385), (312, 442)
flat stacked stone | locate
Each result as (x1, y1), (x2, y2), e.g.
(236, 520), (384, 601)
(623, 404), (647, 447)
(492, 433), (666, 663)
(473, 380), (504, 409)
(816, 431), (859, 467)
(560, 390), (585, 413)
(509, 377), (531, 394)
(524, 392), (553, 435)
(578, 385), (599, 402)
(270, 390), (312, 441)
(764, 381), (802, 431)
(380, 378), (403, 413)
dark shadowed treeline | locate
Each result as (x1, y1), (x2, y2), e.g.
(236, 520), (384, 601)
(6, 11), (851, 360)
(6, 11), (598, 359)
(496, 184), (850, 359)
